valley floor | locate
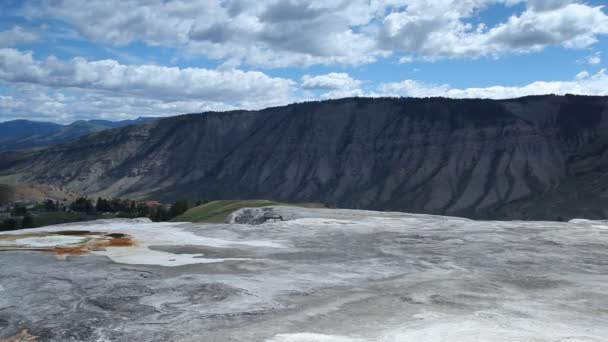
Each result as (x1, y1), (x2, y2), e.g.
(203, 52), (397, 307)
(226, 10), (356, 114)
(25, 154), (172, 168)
(0, 207), (606, 341)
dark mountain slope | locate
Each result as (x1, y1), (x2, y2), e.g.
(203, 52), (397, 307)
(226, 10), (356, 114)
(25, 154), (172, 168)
(1, 95), (607, 220)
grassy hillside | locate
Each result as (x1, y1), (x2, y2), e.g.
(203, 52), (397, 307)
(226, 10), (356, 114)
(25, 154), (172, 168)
(0, 183), (79, 205)
(171, 199), (324, 223)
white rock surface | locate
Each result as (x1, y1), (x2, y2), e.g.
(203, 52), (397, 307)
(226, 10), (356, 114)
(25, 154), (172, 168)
(15, 235), (87, 247)
(6, 219), (285, 266)
(0, 209), (606, 341)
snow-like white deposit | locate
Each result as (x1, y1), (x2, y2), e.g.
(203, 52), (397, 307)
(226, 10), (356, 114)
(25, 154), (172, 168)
(267, 320), (601, 342)
(92, 245), (253, 267)
(0, 209), (606, 341)
(15, 236), (86, 247)
(2, 219), (285, 266)
(266, 333), (365, 342)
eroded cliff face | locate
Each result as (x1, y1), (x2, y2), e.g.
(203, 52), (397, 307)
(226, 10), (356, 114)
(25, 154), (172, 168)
(2, 95), (608, 219)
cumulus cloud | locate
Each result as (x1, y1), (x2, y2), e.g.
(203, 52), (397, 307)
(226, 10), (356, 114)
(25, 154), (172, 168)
(585, 52), (601, 65)
(301, 73), (361, 90)
(0, 83), (241, 123)
(183, 0), (382, 67)
(28, 0), (382, 67)
(2, 1), (608, 122)
(527, 0), (574, 12)
(0, 26), (38, 47)
(26, 0), (608, 67)
(0, 48), (293, 106)
(301, 73), (363, 99)
(379, 2), (608, 59)
(398, 56), (414, 64)
(376, 69), (608, 99)
(0, 48), (294, 122)
(299, 69), (608, 101)
(487, 4), (608, 50)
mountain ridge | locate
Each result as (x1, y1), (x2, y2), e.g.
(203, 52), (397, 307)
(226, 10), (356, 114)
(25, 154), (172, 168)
(1, 95), (608, 220)
(0, 117), (157, 152)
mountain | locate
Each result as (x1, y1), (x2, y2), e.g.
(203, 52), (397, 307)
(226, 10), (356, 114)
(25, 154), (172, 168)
(0, 117), (156, 152)
(0, 120), (64, 145)
(86, 117), (156, 129)
(1, 95), (608, 220)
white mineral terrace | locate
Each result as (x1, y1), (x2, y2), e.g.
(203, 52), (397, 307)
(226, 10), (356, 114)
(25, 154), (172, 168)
(0, 207), (606, 341)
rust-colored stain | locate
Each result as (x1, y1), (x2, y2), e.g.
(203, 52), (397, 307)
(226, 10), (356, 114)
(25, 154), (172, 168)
(44, 246), (90, 255)
(42, 233), (136, 255)
(93, 235), (135, 248)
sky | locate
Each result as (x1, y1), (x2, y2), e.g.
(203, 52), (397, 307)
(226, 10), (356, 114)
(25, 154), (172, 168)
(0, 0), (607, 123)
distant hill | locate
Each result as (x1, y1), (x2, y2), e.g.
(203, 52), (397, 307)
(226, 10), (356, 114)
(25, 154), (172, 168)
(2, 95), (608, 220)
(171, 200), (325, 223)
(0, 120), (63, 145)
(86, 118), (155, 129)
(0, 117), (156, 152)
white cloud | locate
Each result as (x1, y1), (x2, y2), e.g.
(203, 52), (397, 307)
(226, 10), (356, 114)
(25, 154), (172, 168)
(187, 0), (383, 67)
(25, 0), (608, 67)
(585, 52), (601, 65)
(0, 48), (293, 107)
(3, 45), (607, 123)
(301, 73), (361, 90)
(0, 83), (240, 123)
(303, 69), (608, 102)
(2, 2), (608, 122)
(487, 4), (608, 50)
(376, 69), (608, 99)
(0, 26), (38, 47)
(0, 48), (294, 122)
(301, 73), (363, 99)
(398, 56), (414, 64)
(575, 71), (590, 80)
(527, 0), (574, 12)
(28, 0), (383, 67)
(375, 80), (451, 98)
(380, 2), (608, 59)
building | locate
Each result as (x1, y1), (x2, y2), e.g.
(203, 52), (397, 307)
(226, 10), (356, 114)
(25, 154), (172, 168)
(140, 201), (162, 208)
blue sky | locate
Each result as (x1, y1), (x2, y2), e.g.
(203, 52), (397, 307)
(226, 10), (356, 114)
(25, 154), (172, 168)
(0, 0), (607, 123)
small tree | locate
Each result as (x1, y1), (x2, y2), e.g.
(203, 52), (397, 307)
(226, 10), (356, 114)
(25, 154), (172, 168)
(1, 218), (18, 231)
(136, 204), (150, 217)
(11, 205), (27, 217)
(44, 199), (57, 211)
(95, 198), (111, 212)
(169, 199), (190, 218)
(21, 212), (34, 228)
(70, 197), (94, 213)
(153, 206), (170, 222)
